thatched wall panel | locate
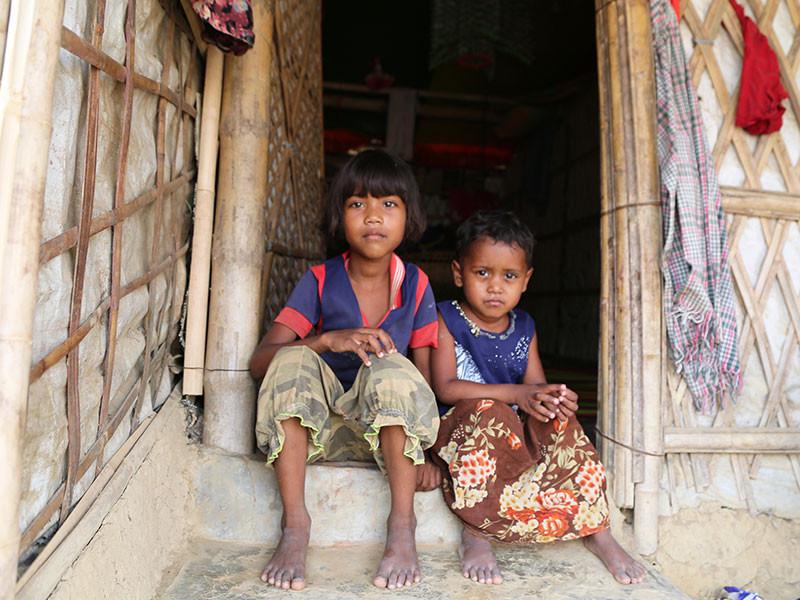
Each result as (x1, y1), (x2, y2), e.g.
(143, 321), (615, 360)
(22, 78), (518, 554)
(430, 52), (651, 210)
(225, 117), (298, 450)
(261, 0), (324, 330)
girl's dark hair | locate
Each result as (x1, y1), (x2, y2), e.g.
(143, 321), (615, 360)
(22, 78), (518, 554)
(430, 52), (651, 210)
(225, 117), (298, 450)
(323, 149), (426, 242)
(456, 210), (536, 267)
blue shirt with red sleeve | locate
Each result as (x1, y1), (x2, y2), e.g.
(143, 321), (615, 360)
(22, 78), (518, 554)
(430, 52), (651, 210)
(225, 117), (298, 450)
(274, 252), (438, 390)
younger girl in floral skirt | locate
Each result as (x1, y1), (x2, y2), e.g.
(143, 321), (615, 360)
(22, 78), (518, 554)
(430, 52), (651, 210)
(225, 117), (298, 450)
(428, 210), (646, 586)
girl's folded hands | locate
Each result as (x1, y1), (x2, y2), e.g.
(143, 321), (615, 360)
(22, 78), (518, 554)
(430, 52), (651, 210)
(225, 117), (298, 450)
(321, 328), (396, 366)
(514, 383), (579, 422)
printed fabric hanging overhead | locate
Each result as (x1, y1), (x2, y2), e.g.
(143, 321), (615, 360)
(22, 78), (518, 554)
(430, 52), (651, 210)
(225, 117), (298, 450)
(192, 0), (255, 55)
(429, 0), (534, 75)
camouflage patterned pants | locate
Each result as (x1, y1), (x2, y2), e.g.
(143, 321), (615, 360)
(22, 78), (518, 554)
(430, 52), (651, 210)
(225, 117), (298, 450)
(255, 346), (439, 472)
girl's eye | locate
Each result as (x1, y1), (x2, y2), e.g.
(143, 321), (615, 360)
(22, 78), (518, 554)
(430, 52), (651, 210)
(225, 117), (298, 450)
(348, 201), (364, 209)
(383, 200), (397, 208)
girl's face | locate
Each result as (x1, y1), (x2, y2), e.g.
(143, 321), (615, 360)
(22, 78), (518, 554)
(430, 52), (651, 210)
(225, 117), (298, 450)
(452, 237), (533, 326)
(342, 194), (406, 260)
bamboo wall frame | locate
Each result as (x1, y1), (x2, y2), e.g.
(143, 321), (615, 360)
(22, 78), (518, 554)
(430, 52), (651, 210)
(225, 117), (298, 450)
(595, 0), (663, 555)
(662, 0), (800, 516)
(19, 0), (199, 558)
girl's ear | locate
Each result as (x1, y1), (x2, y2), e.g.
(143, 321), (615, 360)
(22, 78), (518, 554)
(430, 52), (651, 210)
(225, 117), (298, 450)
(451, 259), (464, 287)
(522, 267), (534, 290)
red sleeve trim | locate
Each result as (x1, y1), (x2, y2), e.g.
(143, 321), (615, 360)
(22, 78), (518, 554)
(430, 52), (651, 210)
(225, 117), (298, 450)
(413, 269), (430, 313)
(310, 263), (326, 301)
(409, 320), (438, 349)
(274, 306), (314, 339)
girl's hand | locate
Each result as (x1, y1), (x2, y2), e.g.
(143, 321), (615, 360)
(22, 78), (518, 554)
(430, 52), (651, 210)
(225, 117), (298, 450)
(514, 384), (561, 422)
(550, 383), (579, 420)
(321, 328), (396, 365)
(415, 460), (442, 492)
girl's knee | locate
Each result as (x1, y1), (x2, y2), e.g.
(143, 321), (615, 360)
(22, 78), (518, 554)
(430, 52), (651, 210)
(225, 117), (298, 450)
(273, 344), (317, 362)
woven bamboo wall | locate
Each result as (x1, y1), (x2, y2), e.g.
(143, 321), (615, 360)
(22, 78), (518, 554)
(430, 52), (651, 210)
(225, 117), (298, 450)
(18, 0), (200, 564)
(664, 0), (800, 516)
(261, 0), (325, 328)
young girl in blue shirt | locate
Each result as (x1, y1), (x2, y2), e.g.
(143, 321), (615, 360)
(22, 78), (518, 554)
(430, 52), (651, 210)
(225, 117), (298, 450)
(428, 210), (647, 586)
(249, 149), (439, 591)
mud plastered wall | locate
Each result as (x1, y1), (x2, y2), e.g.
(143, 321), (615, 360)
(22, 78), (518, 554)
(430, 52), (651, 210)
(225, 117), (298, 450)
(18, 0), (199, 564)
(661, 0), (800, 519)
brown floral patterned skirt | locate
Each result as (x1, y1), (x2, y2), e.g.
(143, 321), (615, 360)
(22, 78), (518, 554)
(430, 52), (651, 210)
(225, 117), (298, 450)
(431, 398), (610, 544)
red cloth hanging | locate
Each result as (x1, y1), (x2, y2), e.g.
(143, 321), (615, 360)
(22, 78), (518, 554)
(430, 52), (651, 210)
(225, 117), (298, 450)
(671, 0), (681, 20)
(729, 0), (788, 135)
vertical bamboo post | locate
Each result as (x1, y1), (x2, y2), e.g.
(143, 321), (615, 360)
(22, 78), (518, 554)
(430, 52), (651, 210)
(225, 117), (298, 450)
(595, 0), (663, 555)
(627, 0), (663, 557)
(203, 0), (271, 454)
(0, 0), (65, 596)
(182, 45), (224, 396)
(0, 0), (10, 79)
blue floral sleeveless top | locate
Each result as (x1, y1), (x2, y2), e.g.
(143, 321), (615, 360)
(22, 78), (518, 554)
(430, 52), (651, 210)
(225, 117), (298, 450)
(437, 300), (536, 413)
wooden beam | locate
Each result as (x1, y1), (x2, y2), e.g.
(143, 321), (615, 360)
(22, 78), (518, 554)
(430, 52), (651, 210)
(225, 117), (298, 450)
(0, 0), (66, 596)
(595, 0), (662, 556)
(202, 0), (272, 453)
(721, 186), (800, 220)
(664, 428), (800, 453)
(182, 46), (224, 395)
(178, 0), (208, 55)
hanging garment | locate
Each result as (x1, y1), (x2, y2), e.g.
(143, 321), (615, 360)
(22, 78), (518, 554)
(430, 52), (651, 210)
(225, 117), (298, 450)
(192, 0), (254, 55)
(729, 0), (788, 134)
(651, 0), (742, 410)
(671, 0), (680, 20)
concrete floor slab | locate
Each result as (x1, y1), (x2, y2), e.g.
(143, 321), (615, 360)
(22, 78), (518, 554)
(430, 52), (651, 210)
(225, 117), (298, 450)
(158, 539), (690, 599)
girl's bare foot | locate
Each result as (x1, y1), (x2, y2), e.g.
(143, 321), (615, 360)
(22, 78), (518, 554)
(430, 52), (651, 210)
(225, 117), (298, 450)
(583, 528), (647, 584)
(372, 515), (421, 589)
(261, 514), (311, 590)
(459, 527), (503, 585)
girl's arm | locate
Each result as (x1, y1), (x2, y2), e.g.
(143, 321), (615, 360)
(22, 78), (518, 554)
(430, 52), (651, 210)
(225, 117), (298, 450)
(430, 314), (555, 421)
(410, 346), (432, 385)
(249, 323), (396, 380)
(249, 323), (326, 380)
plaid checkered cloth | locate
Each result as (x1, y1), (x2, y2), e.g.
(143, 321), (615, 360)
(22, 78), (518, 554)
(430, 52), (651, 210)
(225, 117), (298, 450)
(651, 0), (742, 411)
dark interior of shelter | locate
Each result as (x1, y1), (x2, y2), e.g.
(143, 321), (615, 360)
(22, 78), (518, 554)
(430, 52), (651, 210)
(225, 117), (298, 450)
(321, 1), (600, 438)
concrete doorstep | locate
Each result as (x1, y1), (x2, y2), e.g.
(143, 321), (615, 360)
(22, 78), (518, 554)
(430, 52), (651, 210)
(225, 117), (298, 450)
(157, 539), (688, 599)
(156, 448), (689, 599)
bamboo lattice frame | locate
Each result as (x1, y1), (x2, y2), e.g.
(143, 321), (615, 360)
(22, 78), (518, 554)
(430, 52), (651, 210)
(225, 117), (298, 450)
(261, 0), (325, 326)
(665, 0), (800, 511)
(20, 0), (199, 554)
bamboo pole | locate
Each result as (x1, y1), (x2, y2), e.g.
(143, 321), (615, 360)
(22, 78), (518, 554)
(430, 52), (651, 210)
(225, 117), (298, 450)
(0, 0), (65, 597)
(624, 0), (662, 557)
(720, 187), (800, 220)
(664, 428), (800, 453)
(0, 0), (9, 79)
(202, 0), (271, 454)
(595, 0), (663, 555)
(182, 45), (224, 395)
(595, 0), (616, 489)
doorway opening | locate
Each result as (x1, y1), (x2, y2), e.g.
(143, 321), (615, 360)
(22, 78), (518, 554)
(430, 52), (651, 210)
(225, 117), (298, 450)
(321, 0), (601, 440)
